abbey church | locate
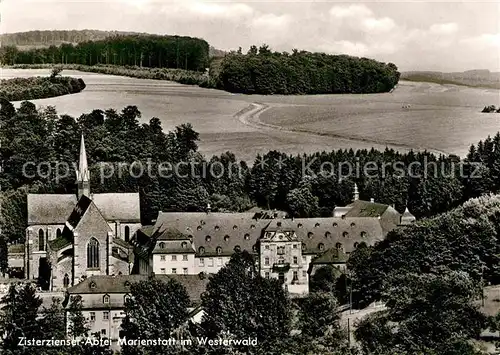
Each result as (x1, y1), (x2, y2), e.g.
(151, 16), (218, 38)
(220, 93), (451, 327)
(24, 136), (141, 290)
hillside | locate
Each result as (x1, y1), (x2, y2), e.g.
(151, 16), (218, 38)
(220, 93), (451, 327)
(401, 70), (500, 89)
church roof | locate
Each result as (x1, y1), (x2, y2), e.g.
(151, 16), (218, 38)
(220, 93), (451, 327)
(27, 192), (141, 225)
(27, 194), (78, 225)
(91, 193), (141, 222)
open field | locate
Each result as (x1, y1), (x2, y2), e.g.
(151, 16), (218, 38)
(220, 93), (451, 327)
(2, 68), (500, 162)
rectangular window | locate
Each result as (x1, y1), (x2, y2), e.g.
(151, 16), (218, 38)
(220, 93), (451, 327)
(172, 255), (177, 261)
(302, 256), (307, 263)
(103, 311), (109, 320)
(217, 258), (223, 266)
(277, 246), (285, 255)
(302, 270), (307, 278)
(293, 271), (298, 281)
(183, 255), (188, 261)
(101, 329), (106, 335)
(160, 255), (166, 261)
(199, 258), (204, 266)
(160, 268), (166, 274)
(293, 256), (298, 264)
(208, 258), (214, 267)
(264, 257), (270, 266)
(265, 272), (270, 279)
(265, 245), (270, 250)
(172, 268), (177, 274)
(293, 244), (298, 249)
(90, 312), (96, 321)
(183, 268), (188, 275)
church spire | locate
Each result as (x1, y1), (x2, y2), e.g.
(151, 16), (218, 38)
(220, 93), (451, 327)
(76, 134), (90, 199)
(353, 183), (359, 201)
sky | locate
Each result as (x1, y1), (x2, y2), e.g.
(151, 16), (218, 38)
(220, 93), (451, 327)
(1, 0), (499, 72)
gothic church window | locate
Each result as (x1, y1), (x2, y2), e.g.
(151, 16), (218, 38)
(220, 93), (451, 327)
(103, 294), (110, 304)
(87, 238), (100, 268)
(38, 229), (45, 251)
(124, 226), (130, 242)
(63, 274), (69, 288)
(56, 228), (62, 238)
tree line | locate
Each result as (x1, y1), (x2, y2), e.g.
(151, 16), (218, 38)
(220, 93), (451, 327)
(0, 68), (86, 102)
(0, 34), (209, 72)
(211, 45), (400, 94)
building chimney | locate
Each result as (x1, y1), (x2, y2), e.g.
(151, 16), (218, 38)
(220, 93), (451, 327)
(206, 203), (211, 214)
(370, 198), (374, 203)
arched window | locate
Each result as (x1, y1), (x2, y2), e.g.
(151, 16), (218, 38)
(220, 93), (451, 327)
(224, 235), (230, 242)
(38, 229), (45, 251)
(198, 246), (205, 255)
(205, 235), (211, 242)
(325, 232), (331, 238)
(354, 242), (359, 249)
(301, 242), (306, 250)
(56, 228), (62, 239)
(350, 222), (356, 227)
(244, 233), (250, 240)
(297, 223), (303, 228)
(333, 222), (338, 227)
(336, 242), (343, 250)
(87, 238), (100, 269)
(307, 232), (313, 239)
(197, 226), (202, 231)
(215, 225), (220, 231)
(103, 294), (110, 304)
(250, 224), (256, 229)
(158, 242), (165, 249)
(233, 225), (238, 230)
(360, 231), (367, 238)
(124, 281), (131, 287)
(216, 246), (222, 255)
(252, 244), (258, 253)
(181, 242), (187, 249)
(343, 231), (349, 238)
(315, 223), (320, 227)
(234, 245), (241, 252)
(63, 274), (70, 288)
(318, 243), (325, 251)
(124, 226), (130, 242)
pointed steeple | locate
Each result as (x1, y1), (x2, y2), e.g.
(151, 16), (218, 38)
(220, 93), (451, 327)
(353, 183), (359, 201)
(400, 205), (416, 225)
(76, 134), (90, 199)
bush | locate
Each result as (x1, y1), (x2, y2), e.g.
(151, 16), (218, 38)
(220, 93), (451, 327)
(0, 76), (86, 101)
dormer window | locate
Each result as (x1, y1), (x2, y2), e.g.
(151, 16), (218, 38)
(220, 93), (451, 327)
(333, 222), (338, 227)
(124, 294), (131, 303)
(158, 242), (165, 249)
(124, 281), (131, 287)
(350, 222), (356, 227)
(216, 246), (222, 255)
(250, 224), (256, 229)
(188, 235), (193, 242)
(343, 232), (349, 238)
(224, 235), (230, 242)
(301, 242), (306, 250)
(336, 242), (343, 250)
(361, 231), (367, 238)
(215, 225), (220, 231)
(244, 233), (250, 240)
(197, 226), (202, 231)
(200, 220), (205, 225)
(354, 242), (359, 249)
(186, 227), (192, 232)
(277, 222), (282, 227)
(234, 245), (241, 252)
(205, 235), (211, 242)
(252, 244), (258, 252)
(325, 231), (331, 238)
(233, 225), (238, 230)
(181, 242), (187, 249)
(103, 295), (110, 304)
(297, 223), (303, 228)
(318, 243), (325, 251)
(341, 215), (346, 219)
(199, 246), (205, 255)
(307, 232), (313, 239)
(314, 223), (320, 227)
(90, 281), (97, 289)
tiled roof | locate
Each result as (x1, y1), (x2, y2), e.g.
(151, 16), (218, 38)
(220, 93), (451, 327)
(67, 195), (92, 229)
(264, 217), (384, 254)
(91, 193), (140, 222)
(148, 212), (386, 257)
(27, 194), (77, 225)
(67, 274), (209, 305)
(310, 248), (349, 264)
(27, 192), (141, 226)
(345, 200), (389, 218)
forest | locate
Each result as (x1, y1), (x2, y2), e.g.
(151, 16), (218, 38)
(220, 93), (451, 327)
(212, 45), (400, 94)
(0, 34), (210, 72)
(0, 68), (86, 101)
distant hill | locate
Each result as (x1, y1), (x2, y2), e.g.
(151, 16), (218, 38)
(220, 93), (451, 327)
(401, 70), (500, 89)
(1, 30), (226, 58)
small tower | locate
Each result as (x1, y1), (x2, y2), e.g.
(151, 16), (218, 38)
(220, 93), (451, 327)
(76, 134), (90, 199)
(353, 183), (359, 202)
(400, 206), (416, 225)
